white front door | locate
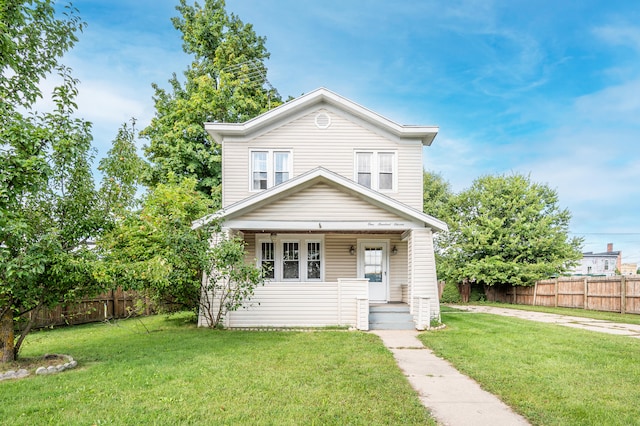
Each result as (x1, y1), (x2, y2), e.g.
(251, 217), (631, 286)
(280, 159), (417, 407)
(359, 241), (388, 302)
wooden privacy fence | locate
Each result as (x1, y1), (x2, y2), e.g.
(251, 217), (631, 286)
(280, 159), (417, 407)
(27, 288), (146, 329)
(486, 276), (640, 314)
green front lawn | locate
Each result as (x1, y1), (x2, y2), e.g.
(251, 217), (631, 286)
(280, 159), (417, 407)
(420, 311), (640, 425)
(0, 314), (434, 425)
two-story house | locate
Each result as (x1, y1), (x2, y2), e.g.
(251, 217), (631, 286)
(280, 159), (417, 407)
(571, 243), (622, 276)
(194, 88), (447, 330)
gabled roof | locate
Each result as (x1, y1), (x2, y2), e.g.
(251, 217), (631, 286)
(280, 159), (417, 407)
(192, 167), (448, 232)
(583, 251), (621, 257)
(205, 87), (438, 145)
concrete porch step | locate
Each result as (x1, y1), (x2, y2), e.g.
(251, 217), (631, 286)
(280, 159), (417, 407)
(369, 303), (415, 330)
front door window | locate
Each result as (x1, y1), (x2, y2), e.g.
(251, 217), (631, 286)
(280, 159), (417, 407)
(364, 248), (383, 283)
(359, 241), (388, 302)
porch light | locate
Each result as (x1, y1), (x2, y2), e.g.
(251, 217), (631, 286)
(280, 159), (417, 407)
(349, 246), (355, 255)
(391, 245), (398, 255)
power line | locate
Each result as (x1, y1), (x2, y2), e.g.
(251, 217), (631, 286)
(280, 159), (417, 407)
(570, 232), (640, 235)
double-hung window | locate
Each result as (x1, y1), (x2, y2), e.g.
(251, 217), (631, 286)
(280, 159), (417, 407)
(282, 241), (300, 279)
(257, 236), (323, 281)
(355, 151), (396, 191)
(260, 242), (275, 279)
(251, 150), (291, 191)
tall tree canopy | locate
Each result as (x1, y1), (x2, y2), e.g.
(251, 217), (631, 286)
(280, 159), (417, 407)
(423, 170), (453, 220)
(141, 0), (281, 200)
(97, 120), (146, 221)
(437, 174), (582, 289)
(98, 176), (214, 312)
(1, 1), (105, 362)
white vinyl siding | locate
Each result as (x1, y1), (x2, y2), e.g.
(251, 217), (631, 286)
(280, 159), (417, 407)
(222, 109), (424, 209)
(214, 279), (368, 328)
(241, 182), (401, 222)
(250, 150), (291, 191)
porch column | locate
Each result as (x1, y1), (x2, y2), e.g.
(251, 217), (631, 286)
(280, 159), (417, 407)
(407, 228), (440, 320)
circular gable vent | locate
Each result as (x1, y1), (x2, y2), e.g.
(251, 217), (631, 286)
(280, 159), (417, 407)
(315, 112), (331, 129)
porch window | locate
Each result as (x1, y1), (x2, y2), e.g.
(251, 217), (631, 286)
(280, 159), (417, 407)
(260, 242), (275, 279)
(282, 242), (300, 279)
(307, 242), (321, 280)
(257, 235), (323, 281)
(251, 150), (291, 191)
(354, 151), (396, 191)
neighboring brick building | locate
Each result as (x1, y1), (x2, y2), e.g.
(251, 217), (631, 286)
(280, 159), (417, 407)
(571, 243), (622, 276)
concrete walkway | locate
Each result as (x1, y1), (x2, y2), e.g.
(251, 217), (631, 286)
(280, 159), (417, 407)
(371, 330), (530, 426)
(449, 305), (640, 337)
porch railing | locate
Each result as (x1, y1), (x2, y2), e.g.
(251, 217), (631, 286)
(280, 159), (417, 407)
(204, 278), (369, 329)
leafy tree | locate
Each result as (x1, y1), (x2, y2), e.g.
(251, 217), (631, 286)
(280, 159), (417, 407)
(97, 120), (147, 220)
(423, 171), (454, 292)
(141, 0), (281, 200)
(99, 176), (265, 325)
(438, 174), (583, 292)
(423, 170), (453, 220)
(1, 69), (105, 362)
(0, 1), (106, 362)
(99, 177), (214, 312)
(199, 235), (265, 328)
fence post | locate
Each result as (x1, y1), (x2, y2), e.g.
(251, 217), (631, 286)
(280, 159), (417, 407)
(584, 278), (588, 310)
(533, 281), (538, 306)
(554, 278), (559, 307)
(621, 275), (626, 314)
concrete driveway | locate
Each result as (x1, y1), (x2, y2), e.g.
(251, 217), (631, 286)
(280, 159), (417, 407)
(448, 305), (640, 337)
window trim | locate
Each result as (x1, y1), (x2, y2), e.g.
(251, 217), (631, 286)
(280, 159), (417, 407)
(256, 234), (324, 282)
(250, 149), (292, 191)
(354, 150), (397, 192)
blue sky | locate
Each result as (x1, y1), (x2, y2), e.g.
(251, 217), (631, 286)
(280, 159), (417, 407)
(56, 0), (640, 263)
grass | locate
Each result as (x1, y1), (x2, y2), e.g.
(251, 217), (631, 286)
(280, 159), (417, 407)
(419, 311), (640, 425)
(0, 313), (434, 425)
(462, 301), (640, 325)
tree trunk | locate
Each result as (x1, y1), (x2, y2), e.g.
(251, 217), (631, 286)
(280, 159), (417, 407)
(0, 307), (15, 363)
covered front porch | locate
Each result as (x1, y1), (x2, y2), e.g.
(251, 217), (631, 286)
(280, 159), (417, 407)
(201, 229), (438, 330)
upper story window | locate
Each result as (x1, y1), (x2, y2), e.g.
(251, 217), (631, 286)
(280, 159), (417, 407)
(251, 150), (291, 191)
(355, 151), (396, 191)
